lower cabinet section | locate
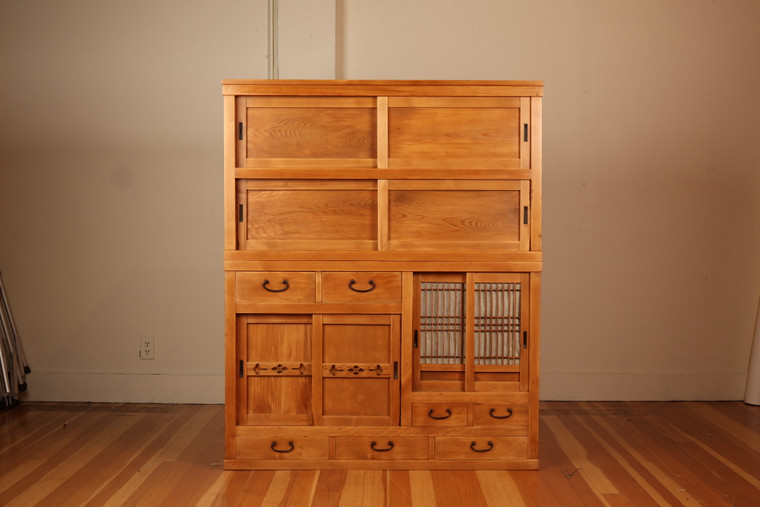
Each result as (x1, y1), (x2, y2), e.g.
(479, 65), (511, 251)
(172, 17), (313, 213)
(225, 270), (540, 469)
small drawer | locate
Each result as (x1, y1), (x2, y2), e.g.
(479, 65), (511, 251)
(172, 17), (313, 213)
(334, 436), (429, 460)
(235, 436), (329, 460)
(236, 272), (316, 303)
(435, 437), (528, 460)
(472, 403), (529, 429)
(321, 272), (402, 303)
(411, 403), (468, 426)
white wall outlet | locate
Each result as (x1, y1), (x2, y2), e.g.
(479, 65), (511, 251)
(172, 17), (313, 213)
(140, 335), (155, 360)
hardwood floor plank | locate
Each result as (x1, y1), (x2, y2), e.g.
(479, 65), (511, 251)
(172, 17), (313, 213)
(1, 410), (116, 505)
(338, 470), (386, 507)
(311, 470), (347, 506)
(386, 470), (413, 507)
(475, 470), (526, 507)
(520, 412), (602, 507)
(408, 470), (436, 507)
(541, 414), (617, 505)
(96, 405), (218, 505)
(0, 401), (757, 505)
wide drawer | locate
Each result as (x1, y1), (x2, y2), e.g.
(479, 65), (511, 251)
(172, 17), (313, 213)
(435, 437), (528, 460)
(411, 403), (468, 426)
(236, 272), (316, 303)
(334, 436), (429, 460)
(321, 272), (402, 303)
(235, 436), (329, 460)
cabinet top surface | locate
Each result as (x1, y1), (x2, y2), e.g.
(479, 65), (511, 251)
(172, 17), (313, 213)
(222, 79), (544, 96)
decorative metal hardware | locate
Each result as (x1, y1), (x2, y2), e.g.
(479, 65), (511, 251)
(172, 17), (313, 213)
(470, 441), (494, 453)
(270, 441), (295, 453)
(370, 441), (394, 452)
(413, 330), (418, 348)
(393, 361), (398, 379)
(262, 279), (289, 292)
(523, 123), (528, 142)
(238, 204), (244, 222)
(271, 364), (288, 374)
(347, 365), (365, 375)
(348, 279), (375, 293)
(523, 206), (529, 224)
(238, 122), (244, 141)
(489, 408), (513, 419)
(239, 360), (244, 378)
(428, 408), (452, 420)
(523, 331), (528, 349)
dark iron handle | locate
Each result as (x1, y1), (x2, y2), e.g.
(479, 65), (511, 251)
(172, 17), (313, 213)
(348, 279), (375, 293)
(470, 441), (494, 453)
(370, 441), (394, 452)
(263, 279), (289, 293)
(489, 408), (513, 419)
(428, 408), (452, 420)
(270, 441), (295, 453)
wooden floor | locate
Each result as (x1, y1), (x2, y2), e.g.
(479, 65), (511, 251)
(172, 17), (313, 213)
(0, 401), (758, 506)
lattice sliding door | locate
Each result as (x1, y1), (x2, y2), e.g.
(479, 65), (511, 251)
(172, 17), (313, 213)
(474, 281), (522, 366)
(419, 280), (465, 365)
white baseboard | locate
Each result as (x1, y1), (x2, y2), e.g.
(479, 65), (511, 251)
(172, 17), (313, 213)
(19, 371), (747, 404)
(19, 372), (224, 404)
(541, 371), (748, 401)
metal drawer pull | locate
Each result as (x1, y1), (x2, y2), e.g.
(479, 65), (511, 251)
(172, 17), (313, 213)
(270, 441), (295, 453)
(370, 440), (394, 452)
(262, 279), (289, 292)
(489, 408), (513, 419)
(470, 441), (494, 453)
(348, 279), (375, 293)
(428, 408), (452, 420)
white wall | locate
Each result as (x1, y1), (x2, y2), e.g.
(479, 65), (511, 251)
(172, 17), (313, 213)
(0, 0), (269, 402)
(1, 0), (759, 402)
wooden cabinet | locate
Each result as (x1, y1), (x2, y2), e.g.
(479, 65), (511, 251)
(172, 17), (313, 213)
(223, 80), (543, 469)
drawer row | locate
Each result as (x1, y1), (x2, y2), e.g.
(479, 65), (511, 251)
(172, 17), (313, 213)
(236, 435), (528, 461)
(236, 271), (401, 304)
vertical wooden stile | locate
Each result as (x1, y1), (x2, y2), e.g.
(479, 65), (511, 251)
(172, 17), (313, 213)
(312, 314), (323, 426)
(465, 274), (476, 392)
(377, 97), (389, 250)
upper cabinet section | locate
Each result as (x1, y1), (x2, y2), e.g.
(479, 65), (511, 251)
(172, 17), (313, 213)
(224, 80), (543, 177)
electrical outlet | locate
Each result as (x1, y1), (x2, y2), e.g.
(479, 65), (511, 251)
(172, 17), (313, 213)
(140, 335), (155, 360)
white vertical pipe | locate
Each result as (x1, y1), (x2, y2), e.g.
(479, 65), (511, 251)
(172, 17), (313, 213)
(744, 296), (760, 405)
(268, 0), (279, 79)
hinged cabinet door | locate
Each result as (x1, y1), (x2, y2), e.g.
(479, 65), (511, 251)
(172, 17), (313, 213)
(320, 314), (401, 426)
(237, 315), (314, 425)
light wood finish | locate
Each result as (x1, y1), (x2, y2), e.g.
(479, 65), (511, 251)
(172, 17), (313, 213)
(1, 402), (758, 505)
(223, 80), (543, 469)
